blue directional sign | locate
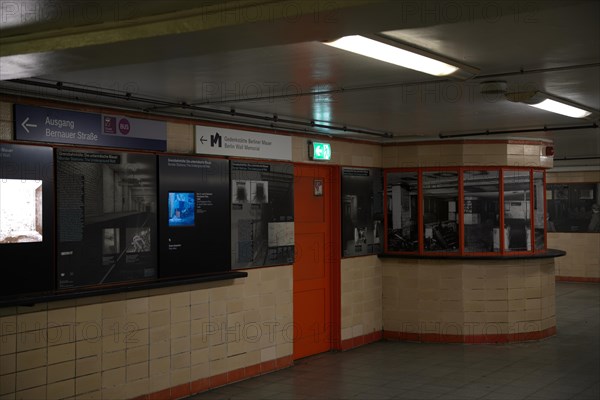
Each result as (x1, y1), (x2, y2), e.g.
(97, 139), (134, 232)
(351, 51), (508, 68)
(14, 104), (167, 151)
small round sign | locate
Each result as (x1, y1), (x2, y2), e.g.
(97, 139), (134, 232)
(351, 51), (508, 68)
(119, 118), (131, 135)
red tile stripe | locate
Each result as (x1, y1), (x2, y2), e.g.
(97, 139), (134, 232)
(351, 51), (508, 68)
(140, 355), (294, 400)
(340, 331), (383, 351)
(134, 323), (559, 400)
(556, 276), (600, 283)
(383, 326), (557, 344)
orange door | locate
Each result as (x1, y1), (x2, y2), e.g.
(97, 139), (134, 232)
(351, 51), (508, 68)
(293, 164), (333, 359)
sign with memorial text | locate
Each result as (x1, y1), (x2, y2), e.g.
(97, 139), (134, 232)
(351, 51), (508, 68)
(195, 125), (291, 161)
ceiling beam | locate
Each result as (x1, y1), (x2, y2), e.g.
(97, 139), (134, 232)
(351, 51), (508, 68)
(0, 0), (389, 80)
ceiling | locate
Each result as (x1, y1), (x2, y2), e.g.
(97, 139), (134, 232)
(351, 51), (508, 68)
(1, 0), (599, 166)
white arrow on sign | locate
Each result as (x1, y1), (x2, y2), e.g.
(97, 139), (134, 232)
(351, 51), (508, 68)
(21, 117), (38, 133)
(315, 146), (323, 156)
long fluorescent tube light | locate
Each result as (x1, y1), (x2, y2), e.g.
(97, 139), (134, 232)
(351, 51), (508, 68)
(505, 91), (594, 119)
(528, 99), (591, 119)
(324, 35), (478, 78)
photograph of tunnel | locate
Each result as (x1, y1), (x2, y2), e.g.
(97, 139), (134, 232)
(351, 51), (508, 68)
(56, 149), (157, 288)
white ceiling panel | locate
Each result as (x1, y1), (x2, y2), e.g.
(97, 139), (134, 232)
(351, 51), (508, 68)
(0, 0), (598, 163)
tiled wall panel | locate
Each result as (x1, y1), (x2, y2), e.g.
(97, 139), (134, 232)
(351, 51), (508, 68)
(0, 267), (293, 400)
(340, 256), (383, 343)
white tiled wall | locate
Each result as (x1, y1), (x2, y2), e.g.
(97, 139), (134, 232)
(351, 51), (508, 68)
(340, 256), (382, 342)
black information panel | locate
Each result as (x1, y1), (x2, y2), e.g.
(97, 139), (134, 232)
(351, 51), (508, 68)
(547, 183), (599, 232)
(0, 143), (54, 296)
(56, 149), (157, 288)
(342, 167), (383, 257)
(158, 155), (230, 277)
(231, 161), (294, 269)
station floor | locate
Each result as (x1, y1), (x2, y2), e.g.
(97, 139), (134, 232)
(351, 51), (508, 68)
(187, 282), (600, 400)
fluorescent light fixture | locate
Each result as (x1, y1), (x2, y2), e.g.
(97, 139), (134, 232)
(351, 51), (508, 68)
(505, 91), (594, 119)
(528, 99), (591, 119)
(324, 35), (478, 79)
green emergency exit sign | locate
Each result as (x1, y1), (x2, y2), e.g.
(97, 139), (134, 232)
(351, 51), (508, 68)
(309, 141), (332, 161)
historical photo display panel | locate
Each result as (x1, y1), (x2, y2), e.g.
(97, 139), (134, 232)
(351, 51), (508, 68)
(0, 143), (54, 296)
(159, 155), (230, 277)
(231, 161), (294, 269)
(547, 183), (599, 232)
(342, 167), (383, 257)
(56, 149), (157, 288)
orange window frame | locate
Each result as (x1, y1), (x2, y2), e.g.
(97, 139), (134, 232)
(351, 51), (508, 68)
(383, 167), (548, 257)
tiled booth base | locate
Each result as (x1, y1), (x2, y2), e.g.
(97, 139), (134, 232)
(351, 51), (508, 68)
(381, 258), (557, 343)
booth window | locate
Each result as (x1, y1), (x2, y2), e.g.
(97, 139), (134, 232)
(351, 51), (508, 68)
(384, 167), (547, 256)
(386, 171), (419, 252)
(463, 170), (499, 253)
(533, 171), (545, 249)
(422, 170), (458, 253)
(503, 170), (531, 252)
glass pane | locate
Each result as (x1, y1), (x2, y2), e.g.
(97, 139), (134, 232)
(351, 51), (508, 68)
(386, 171), (418, 251)
(463, 170), (499, 253)
(503, 170), (531, 252)
(423, 171), (458, 252)
(546, 183), (599, 232)
(533, 171), (545, 250)
(341, 167), (383, 257)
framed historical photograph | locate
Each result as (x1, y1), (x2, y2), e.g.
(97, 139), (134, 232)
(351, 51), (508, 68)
(314, 179), (324, 196)
(230, 161), (294, 269)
